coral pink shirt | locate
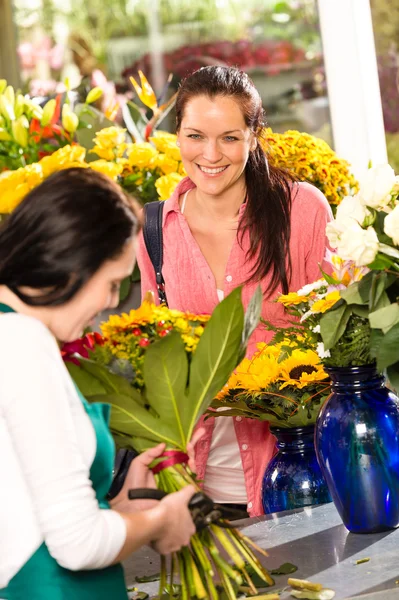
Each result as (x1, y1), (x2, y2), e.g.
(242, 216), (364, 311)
(136, 177), (333, 516)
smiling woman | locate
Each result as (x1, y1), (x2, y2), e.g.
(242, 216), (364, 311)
(136, 66), (333, 516)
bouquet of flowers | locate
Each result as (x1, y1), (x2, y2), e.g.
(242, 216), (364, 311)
(261, 128), (358, 212)
(321, 163), (399, 389)
(65, 288), (276, 599)
(212, 340), (330, 428)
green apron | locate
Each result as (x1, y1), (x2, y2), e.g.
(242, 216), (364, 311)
(0, 303), (128, 600)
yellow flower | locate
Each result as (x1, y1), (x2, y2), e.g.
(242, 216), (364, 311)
(277, 292), (307, 306)
(128, 143), (158, 169)
(90, 146), (115, 161)
(39, 145), (87, 178)
(235, 354), (281, 392)
(129, 71), (158, 111)
(279, 349), (328, 389)
(90, 127), (127, 160)
(155, 172), (183, 201)
(150, 132), (180, 160)
(156, 153), (179, 175)
(89, 160), (123, 180)
(11, 117), (28, 147)
(0, 163), (43, 213)
(311, 291), (341, 314)
(61, 104), (79, 134)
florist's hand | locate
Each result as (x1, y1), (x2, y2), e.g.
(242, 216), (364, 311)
(152, 485), (196, 555)
(110, 443), (166, 512)
(187, 427), (205, 472)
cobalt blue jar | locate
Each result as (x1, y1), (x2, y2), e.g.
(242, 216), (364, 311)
(262, 425), (331, 514)
(315, 365), (399, 533)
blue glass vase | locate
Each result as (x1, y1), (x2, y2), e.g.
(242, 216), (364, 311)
(315, 365), (399, 533)
(262, 425), (332, 514)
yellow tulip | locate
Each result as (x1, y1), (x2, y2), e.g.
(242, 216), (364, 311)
(155, 172), (183, 201)
(62, 104), (79, 134)
(3, 86), (15, 108)
(14, 94), (25, 119)
(129, 71), (158, 110)
(12, 118), (28, 147)
(0, 80), (7, 95)
(41, 99), (57, 127)
(0, 95), (15, 121)
(85, 87), (103, 104)
(128, 142), (158, 169)
(0, 128), (12, 141)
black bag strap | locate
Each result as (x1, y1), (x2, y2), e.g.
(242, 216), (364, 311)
(143, 201), (168, 306)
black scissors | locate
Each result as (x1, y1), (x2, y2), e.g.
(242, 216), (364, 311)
(128, 488), (247, 531)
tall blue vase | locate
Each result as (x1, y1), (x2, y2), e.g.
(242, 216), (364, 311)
(262, 425), (332, 514)
(315, 365), (399, 533)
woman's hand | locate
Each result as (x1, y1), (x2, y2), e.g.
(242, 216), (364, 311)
(110, 429), (204, 513)
(110, 443), (166, 512)
(151, 485), (197, 554)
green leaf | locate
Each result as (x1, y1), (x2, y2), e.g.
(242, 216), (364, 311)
(77, 358), (141, 399)
(375, 322), (399, 370)
(123, 101), (147, 141)
(91, 392), (181, 449)
(74, 103), (117, 155)
(340, 282), (366, 305)
(270, 562), (298, 575)
(143, 331), (189, 449)
(367, 253), (396, 270)
(186, 287), (244, 440)
(369, 303), (399, 333)
(369, 328), (384, 360)
(239, 285), (262, 361)
(352, 305), (370, 319)
(387, 363), (399, 394)
(119, 276), (131, 302)
(369, 271), (390, 312)
(66, 361), (107, 396)
(135, 573), (161, 583)
(319, 267), (340, 286)
(320, 304), (352, 350)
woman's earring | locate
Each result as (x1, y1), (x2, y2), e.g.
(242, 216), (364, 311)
(176, 140), (180, 147)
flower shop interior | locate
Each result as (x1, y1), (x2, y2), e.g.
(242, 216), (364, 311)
(1, 1), (399, 600)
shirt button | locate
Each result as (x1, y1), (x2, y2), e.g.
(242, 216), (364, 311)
(241, 444), (248, 450)
(226, 275), (233, 282)
(236, 416), (242, 422)
(247, 502), (253, 509)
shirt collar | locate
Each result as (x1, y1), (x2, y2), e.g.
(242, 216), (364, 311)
(163, 176), (247, 218)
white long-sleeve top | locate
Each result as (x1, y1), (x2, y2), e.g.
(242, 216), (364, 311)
(0, 313), (127, 588)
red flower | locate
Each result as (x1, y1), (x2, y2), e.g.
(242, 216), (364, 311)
(139, 338), (151, 347)
(61, 332), (104, 364)
(132, 328), (142, 336)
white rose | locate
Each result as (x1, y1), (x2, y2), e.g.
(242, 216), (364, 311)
(326, 216), (355, 248)
(384, 204), (399, 245)
(335, 194), (370, 226)
(336, 223), (379, 266)
(358, 164), (396, 209)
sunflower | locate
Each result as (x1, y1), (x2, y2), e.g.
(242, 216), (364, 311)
(311, 291), (341, 314)
(235, 354), (281, 392)
(278, 349), (328, 389)
(277, 292), (307, 306)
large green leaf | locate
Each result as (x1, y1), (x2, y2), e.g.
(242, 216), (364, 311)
(239, 285), (262, 362)
(66, 362), (107, 397)
(387, 363), (399, 394)
(143, 331), (189, 450)
(77, 358), (140, 399)
(185, 287), (244, 440)
(320, 304), (352, 350)
(369, 271), (391, 312)
(369, 303), (399, 334)
(375, 322), (399, 370)
(90, 392), (181, 449)
(340, 282), (364, 305)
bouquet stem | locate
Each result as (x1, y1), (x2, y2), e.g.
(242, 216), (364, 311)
(154, 464), (273, 599)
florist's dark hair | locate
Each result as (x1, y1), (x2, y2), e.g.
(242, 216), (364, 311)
(176, 65), (295, 295)
(0, 167), (140, 306)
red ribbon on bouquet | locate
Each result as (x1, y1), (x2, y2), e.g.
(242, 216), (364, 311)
(151, 450), (189, 475)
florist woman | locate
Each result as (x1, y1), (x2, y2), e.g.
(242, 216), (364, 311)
(137, 66), (333, 517)
(0, 168), (196, 600)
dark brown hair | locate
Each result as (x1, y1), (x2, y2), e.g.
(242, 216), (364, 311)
(0, 167), (140, 306)
(176, 66), (295, 295)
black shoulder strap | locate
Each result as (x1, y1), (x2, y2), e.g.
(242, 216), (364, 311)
(143, 201), (168, 306)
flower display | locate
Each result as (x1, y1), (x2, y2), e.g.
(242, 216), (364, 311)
(212, 341), (330, 428)
(123, 39), (309, 84)
(320, 164), (399, 390)
(0, 80), (103, 171)
(261, 128), (358, 211)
